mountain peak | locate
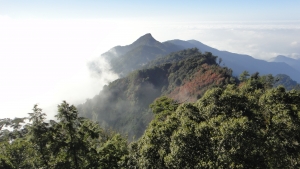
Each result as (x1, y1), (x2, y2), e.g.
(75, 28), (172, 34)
(277, 55), (289, 59)
(269, 55), (295, 62)
(143, 33), (153, 38)
(130, 33), (160, 48)
(139, 33), (154, 40)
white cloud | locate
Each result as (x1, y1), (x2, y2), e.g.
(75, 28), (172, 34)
(0, 15), (10, 21)
(289, 53), (300, 59)
(291, 41), (298, 46)
(0, 18), (121, 119)
(1, 18), (299, 119)
(167, 21), (300, 60)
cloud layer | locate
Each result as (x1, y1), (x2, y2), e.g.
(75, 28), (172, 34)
(0, 17), (299, 119)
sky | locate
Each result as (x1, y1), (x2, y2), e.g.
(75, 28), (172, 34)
(0, 0), (300, 119)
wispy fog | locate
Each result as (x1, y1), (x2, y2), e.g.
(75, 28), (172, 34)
(0, 18), (120, 119)
(0, 17), (299, 119)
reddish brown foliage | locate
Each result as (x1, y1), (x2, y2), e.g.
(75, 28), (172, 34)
(169, 64), (228, 103)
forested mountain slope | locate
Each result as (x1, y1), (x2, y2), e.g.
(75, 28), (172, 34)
(1, 37), (300, 168)
(127, 76), (300, 168)
(78, 48), (234, 138)
(1, 76), (300, 168)
(167, 39), (300, 82)
(82, 45), (300, 139)
(275, 74), (300, 90)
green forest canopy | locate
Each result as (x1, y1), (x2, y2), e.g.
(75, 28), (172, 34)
(78, 48), (235, 139)
(1, 75), (300, 168)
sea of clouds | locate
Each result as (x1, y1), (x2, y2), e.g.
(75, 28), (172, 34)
(0, 17), (299, 119)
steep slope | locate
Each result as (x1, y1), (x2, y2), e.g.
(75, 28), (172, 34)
(78, 49), (233, 139)
(167, 39), (300, 82)
(98, 33), (184, 76)
(274, 74), (300, 90)
(83, 34), (300, 139)
(270, 55), (300, 72)
(94, 34), (300, 82)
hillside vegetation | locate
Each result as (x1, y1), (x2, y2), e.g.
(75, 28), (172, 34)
(78, 48), (234, 138)
(1, 75), (300, 168)
(1, 33), (300, 168)
(125, 75), (300, 168)
(80, 47), (300, 139)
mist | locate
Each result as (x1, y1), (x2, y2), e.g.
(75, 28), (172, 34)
(0, 18), (121, 119)
(152, 21), (300, 60)
(1, 17), (299, 119)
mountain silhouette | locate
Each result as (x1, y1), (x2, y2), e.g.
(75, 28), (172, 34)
(269, 55), (300, 72)
(90, 33), (300, 83)
(167, 39), (300, 82)
(82, 34), (300, 138)
(98, 33), (183, 76)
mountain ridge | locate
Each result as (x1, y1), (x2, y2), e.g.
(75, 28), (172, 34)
(98, 33), (184, 76)
(80, 48), (233, 138)
(82, 34), (300, 138)
(93, 33), (300, 82)
(269, 55), (300, 72)
(166, 39), (300, 82)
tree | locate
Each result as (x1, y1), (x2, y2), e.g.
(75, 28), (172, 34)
(1, 139), (34, 168)
(52, 101), (82, 169)
(218, 57), (222, 65)
(150, 96), (179, 115)
(133, 77), (300, 168)
(239, 70), (249, 82)
(98, 133), (129, 169)
(51, 101), (128, 168)
(27, 104), (50, 168)
(0, 101), (129, 168)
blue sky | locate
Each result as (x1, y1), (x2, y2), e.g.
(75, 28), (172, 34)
(1, 0), (300, 21)
(0, 1), (299, 119)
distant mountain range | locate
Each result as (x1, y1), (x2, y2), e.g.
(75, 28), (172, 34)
(81, 33), (300, 138)
(269, 55), (300, 72)
(167, 40), (300, 83)
(94, 33), (300, 82)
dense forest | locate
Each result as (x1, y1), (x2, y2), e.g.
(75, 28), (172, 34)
(0, 102), (128, 168)
(1, 74), (300, 168)
(1, 48), (300, 168)
(78, 48), (234, 139)
(79, 48), (299, 139)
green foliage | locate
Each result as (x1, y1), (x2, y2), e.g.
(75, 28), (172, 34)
(0, 153), (14, 169)
(3, 44), (300, 168)
(238, 71), (300, 92)
(239, 70), (249, 82)
(149, 96), (179, 115)
(1, 73), (300, 168)
(0, 139), (34, 168)
(78, 48), (233, 139)
(145, 48), (206, 68)
(27, 104), (51, 168)
(0, 101), (129, 169)
(274, 74), (300, 90)
(98, 133), (129, 169)
(132, 76), (300, 168)
(0, 117), (28, 143)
